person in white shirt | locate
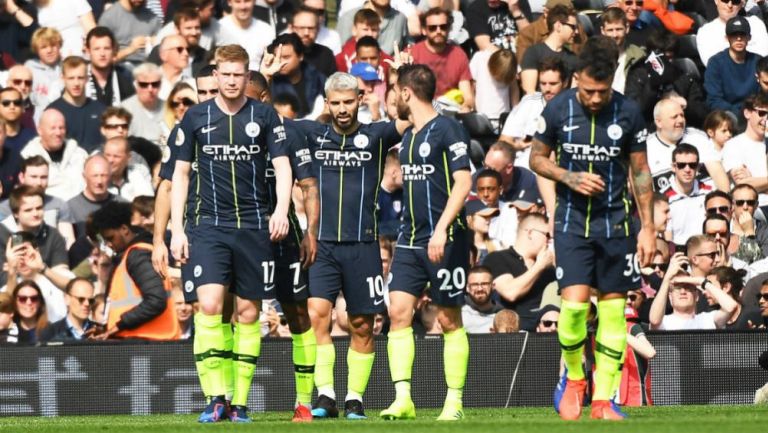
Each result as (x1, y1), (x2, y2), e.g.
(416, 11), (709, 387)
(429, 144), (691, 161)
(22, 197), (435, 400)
(469, 47), (516, 128)
(722, 92), (768, 205)
(218, 0), (275, 71)
(646, 98), (729, 193)
(157, 35), (194, 100)
(103, 137), (154, 202)
(36, 0), (95, 57)
(696, 0), (768, 66)
(666, 144), (712, 246)
(304, 0), (342, 54)
(649, 250), (738, 330)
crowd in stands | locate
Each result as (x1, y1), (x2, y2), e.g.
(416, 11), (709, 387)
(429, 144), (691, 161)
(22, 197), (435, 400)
(0, 0), (767, 348)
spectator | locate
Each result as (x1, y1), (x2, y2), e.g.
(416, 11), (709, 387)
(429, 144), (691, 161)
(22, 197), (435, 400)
(10, 280), (48, 345)
(653, 192), (672, 241)
(462, 265), (502, 333)
(696, 0), (768, 67)
(120, 63), (164, 145)
(466, 0), (531, 51)
(0, 157), (75, 247)
(0, 1), (34, 63)
(601, 8), (646, 94)
(0, 292), (18, 344)
(707, 266), (763, 329)
(149, 7), (209, 77)
(338, 0), (407, 56)
(349, 62), (385, 122)
(722, 93), (768, 205)
(650, 252), (736, 330)
(170, 285), (194, 339)
(729, 184), (767, 264)
(0, 118), (21, 200)
(39, 277), (97, 342)
(519, 4), (578, 95)
(91, 201), (178, 340)
(303, 0), (342, 54)
(160, 0), (219, 52)
(617, 305), (655, 407)
(758, 56), (768, 94)
(411, 7), (474, 111)
(36, 0), (96, 57)
(5, 65), (36, 131)
(272, 93), (300, 119)
(0, 187), (72, 292)
(665, 144), (712, 246)
(685, 234), (721, 278)
(702, 110), (736, 160)
(21, 109), (88, 201)
(611, 0), (653, 47)
(499, 57), (568, 170)
(704, 16), (762, 119)
(157, 35), (194, 100)
(626, 288), (646, 317)
(470, 47), (516, 126)
(516, 0), (584, 64)
(0, 87), (37, 154)
(265, 33), (326, 119)
(290, 6), (337, 78)
(254, 0), (296, 35)
(84, 27), (136, 107)
(104, 137), (154, 202)
(491, 308), (520, 333)
(48, 56), (108, 153)
(758, 281), (768, 327)
(475, 169), (520, 248)
(335, 9), (388, 73)
(466, 200), (501, 263)
(535, 304), (559, 333)
(161, 82), (196, 142)
(67, 154), (123, 238)
(24, 27), (64, 120)
(702, 213), (748, 271)
(483, 213), (556, 331)
(482, 141), (541, 204)
(646, 98), (728, 193)
(378, 149), (402, 238)
(98, 0), (162, 66)
(217, 0), (275, 71)
(130, 195), (154, 233)
(354, 37), (388, 101)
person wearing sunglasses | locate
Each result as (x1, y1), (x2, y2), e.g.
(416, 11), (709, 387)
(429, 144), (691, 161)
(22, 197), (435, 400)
(121, 63), (164, 145)
(158, 35), (194, 101)
(0, 87), (36, 155)
(162, 82), (197, 141)
(39, 277), (97, 342)
(723, 93), (768, 206)
(696, 0), (768, 67)
(666, 144), (711, 246)
(149, 7), (209, 77)
(303, 0), (341, 54)
(728, 184), (768, 264)
(10, 280), (49, 345)
(535, 304), (560, 333)
(519, 4), (578, 96)
(5, 65), (37, 131)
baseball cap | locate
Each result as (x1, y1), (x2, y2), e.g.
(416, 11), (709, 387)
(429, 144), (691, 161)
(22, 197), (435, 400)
(350, 62), (380, 81)
(535, 304), (561, 323)
(465, 199), (500, 217)
(725, 16), (751, 36)
(545, 0), (573, 8)
(510, 188), (543, 210)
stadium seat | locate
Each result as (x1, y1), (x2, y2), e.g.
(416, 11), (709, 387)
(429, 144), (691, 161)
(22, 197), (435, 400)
(672, 58), (701, 81)
(469, 140), (485, 169)
(456, 112), (498, 153)
(677, 34), (699, 61)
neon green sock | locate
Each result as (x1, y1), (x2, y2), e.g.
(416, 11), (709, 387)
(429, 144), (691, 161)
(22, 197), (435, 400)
(593, 298), (627, 401)
(387, 327), (414, 399)
(193, 316), (211, 399)
(443, 327), (469, 403)
(346, 349), (375, 401)
(231, 321), (261, 406)
(315, 343), (336, 400)
(292, 329), (317, 406)
(558, 300), (590, 381)
(221, 322), (234, 401)
(193, 313), (227, 398)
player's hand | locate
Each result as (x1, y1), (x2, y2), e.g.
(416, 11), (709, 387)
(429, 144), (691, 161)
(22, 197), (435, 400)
(170, 232), (189, 265)
(428, 229), (447, 264)
(269, 213), (289, 242)
(636, 226), (656, 267)
(300, 232), (317, 268)
(561, 171), (605, 196)
(383, 42), (412, 71)
(152, 240), (169, 279)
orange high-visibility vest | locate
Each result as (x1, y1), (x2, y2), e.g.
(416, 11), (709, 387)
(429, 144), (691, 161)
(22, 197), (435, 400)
(107, 242), (180, 340)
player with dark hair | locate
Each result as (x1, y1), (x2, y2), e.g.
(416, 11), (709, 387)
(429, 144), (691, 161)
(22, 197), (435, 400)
(170, 45), (292, 423)
(529, 35), (655, 421)
(381, 63), (473, 421)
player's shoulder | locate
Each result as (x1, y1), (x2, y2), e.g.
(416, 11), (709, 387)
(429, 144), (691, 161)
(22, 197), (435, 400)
(242, 97), (280, 120)
(545, 88), (578, 108)
(292, 118), (326, 136)
(361, 119), (396, 135)
(610, 91), (643, 117)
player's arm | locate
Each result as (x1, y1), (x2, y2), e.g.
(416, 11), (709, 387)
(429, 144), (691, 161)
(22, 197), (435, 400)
(529, 138), (605, 196)
(170, 161), (191, 263)
(298, 176), (319, 268)
(152, 179), (171, 278)
(629, 150), (656, 267)
(271, 155), (293, 242)
(428, 169), (472, 264)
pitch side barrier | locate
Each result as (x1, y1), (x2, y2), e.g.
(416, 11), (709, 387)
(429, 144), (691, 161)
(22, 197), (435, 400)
(0, 331), (765, 416)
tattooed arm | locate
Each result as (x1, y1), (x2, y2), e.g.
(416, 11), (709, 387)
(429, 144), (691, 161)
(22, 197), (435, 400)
(529, 138), (606, 196)
(298, 177), (319, 268)
(630, 150), (656, 267)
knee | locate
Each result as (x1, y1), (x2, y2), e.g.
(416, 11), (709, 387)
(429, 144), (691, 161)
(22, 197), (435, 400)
(436, 307), (462, 333)
(349, 315), (374, 338)
(198, 301), (222, 316)
(236, 304), (259, 324)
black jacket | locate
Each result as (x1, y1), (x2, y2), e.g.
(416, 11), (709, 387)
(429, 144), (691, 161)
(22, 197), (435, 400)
(108, 229), (168, 331)
(39, 317), (95, 343)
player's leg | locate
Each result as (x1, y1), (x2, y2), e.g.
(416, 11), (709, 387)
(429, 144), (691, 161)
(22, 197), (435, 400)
(221, 292), (235, 405)
(307, 241), (343, 418)
(345, 314), (375, 419)
(381, 247), (425, 420)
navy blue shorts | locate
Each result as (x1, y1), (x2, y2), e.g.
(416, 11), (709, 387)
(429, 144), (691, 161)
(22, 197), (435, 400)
(273, 237), (310, 304)
(553, 233), (640, 294)
(183, 225), (275, 301)
(389, 235), (469, 307)
(308, 241), (385, 315)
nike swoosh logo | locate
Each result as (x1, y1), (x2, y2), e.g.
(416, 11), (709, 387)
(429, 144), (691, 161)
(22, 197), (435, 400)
(448, 291), (463, 298)
(264, 284), (275, 292)
(631, 276), (641, 283)
(563, 125), (580, 132)
(202, 126), (217, 134)
(293, 284), (307, 294)
(316, 138), (331, 143)
(374, 298), (385, 306)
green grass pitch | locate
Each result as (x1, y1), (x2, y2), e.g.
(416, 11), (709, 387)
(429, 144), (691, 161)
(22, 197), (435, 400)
(1, 405), (767, 433)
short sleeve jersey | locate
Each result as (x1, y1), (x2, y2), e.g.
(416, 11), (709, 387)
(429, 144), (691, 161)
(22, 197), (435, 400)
(398, 115), (470, 247)
(175, 98), (288, 230)
(534, 88), (648, 239)
(294, 120), (401, 242)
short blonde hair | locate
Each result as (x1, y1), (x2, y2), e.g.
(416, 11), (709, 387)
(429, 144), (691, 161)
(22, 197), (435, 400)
(214, 44), (249, 66)
(31, 27), (63, 54)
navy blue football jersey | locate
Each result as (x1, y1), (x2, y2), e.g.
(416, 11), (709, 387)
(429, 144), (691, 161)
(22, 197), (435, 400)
(534, 88), (648, 239)
(160, 125), (197, 220)
(294, 120), (401, 242)
(176, 98), (289, 230)
(398, 115), (470, 248)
